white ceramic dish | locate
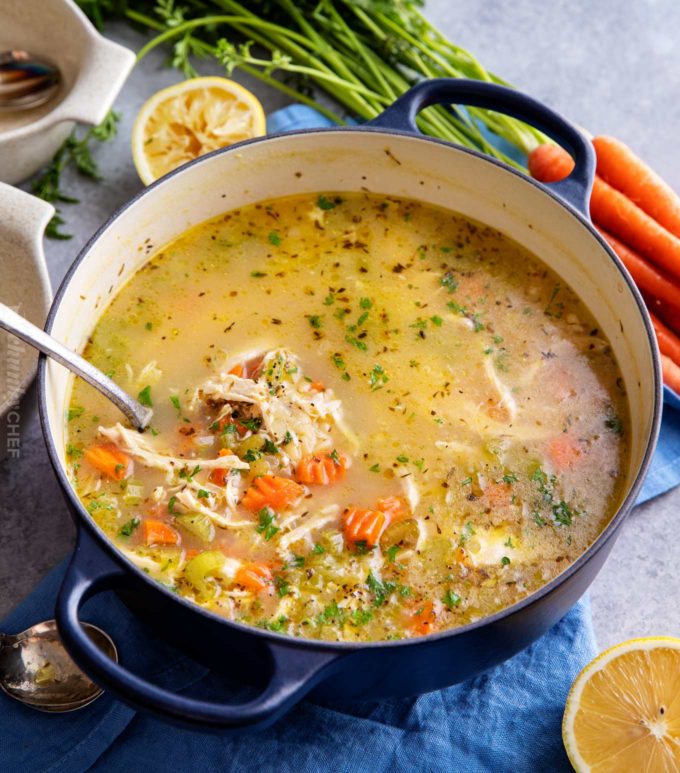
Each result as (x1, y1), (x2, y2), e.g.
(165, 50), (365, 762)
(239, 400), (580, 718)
(0, 183), (54, 459)
(0, 0), (135, 184)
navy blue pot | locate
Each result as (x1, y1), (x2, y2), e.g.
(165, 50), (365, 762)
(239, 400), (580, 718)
(39, 79), (662, 730)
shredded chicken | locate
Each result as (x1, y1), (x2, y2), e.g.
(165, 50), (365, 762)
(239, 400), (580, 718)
(98, 423), (247, 483)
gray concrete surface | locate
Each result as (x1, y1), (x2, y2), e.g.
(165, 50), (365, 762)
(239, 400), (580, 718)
(1, 2), (679, 651)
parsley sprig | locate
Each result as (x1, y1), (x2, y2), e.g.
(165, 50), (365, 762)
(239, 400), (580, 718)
(31, 111), (120, 239)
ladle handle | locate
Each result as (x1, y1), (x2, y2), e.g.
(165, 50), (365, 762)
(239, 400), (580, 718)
(0, 302), (152, 430)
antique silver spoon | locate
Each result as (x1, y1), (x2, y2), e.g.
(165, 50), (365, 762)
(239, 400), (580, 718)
(0, 50), (61, 111)
(0, 620), (117, 712)
(0, 302), (152, 430)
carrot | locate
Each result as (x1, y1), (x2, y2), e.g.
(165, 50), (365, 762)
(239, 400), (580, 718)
(528, 143), (574, 183)
(84, 443), (132, 481)
(309, 381), (325, 392)
(143, 520), (179, 546)
(643, 293), (680, 338)
(483, 483), (512, 508)
(229, 363), (245, 377)
(529, 144), (680, 282)
(342, 507), (387, 548)
(235, 562), (272, 592)
(593, 136), (680, 239)
(410, 600), (436, 636)
(650, 313), (680, 365)
(597, 228), (680, 310)
(241, 475), (304, 512)
(295, 452), (348, 485)
(376, 496), (409, 521)
(661, 354), (680, 394)
(209, 448), (236, 487)
(548, 434), (583, 470)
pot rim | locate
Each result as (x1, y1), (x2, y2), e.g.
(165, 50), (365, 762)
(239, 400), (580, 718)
(38, 124), (663, 652)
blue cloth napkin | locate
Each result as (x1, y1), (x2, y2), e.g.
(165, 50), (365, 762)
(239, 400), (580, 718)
(1, 105), (678, 773)
(1, 560), (595, 773)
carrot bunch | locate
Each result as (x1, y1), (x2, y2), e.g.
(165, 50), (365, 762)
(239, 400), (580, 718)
(528, 137), (680, 394)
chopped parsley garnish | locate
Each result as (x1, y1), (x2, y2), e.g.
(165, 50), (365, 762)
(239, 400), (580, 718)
(68, 405), (85, 421)
(283, 431), (293, 445)
(369, 463), (380, 473)
(396, 454), (409, 463)
(197, 489), (210, 499)
(312, 543), (325, 555)
(170, 395), (181, 414)
(119, 517), (140, 537)
(145, 321), (153, 331)
(369, 363), (389, 390)
(345, 335), (368, 351)
(385, 545), (400, 563)
(458, 521), (475, 546)
(552, 500), (575, 527)
(250, 271), (266, 278)
(442, 589), (462, 609)
(317, 195), (337, 210)
(359, 297), (372, 309)
(261, 439), (279, 455)
(501, 556), (511, 566)
(329, 449), (341, 465)
(137, 385), (153, 407)
(275, 576), (290, 597)
(350, 608), (373, 626)
(243, 448), (262, 463)
(179, 464), (201, 482)
(332, 353), (346, 370)
(307, 314), (322, 329)
(317, 601), (346, 625)
(502, 472), (519, 484)
(353, 540), (373, 555)
(323, 292), (335, 305)
(268, 230), (282, 246)
(240, 417), (262, 432)
(256, 507), (279, 540)
(430, 315), (443, 327)
(460, 477), (472, 486)
(441, 271), (458, 292)
(264, 616), (288, 632)
(366, 572), (396, 606)
(168, 496), (178, 514)
(66, 443), (83, 458)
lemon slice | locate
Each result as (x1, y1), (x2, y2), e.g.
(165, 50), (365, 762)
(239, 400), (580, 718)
(563, 636), (680, 771)
(132, 77), (266, 184)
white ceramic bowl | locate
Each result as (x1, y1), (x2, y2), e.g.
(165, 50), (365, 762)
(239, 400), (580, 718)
(0, 0), (135, 184)
(0, 183), (54, 459)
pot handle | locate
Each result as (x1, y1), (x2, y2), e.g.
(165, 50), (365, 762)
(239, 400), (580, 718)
(56, 528), (339, 729)
(368, 78), (595, 218)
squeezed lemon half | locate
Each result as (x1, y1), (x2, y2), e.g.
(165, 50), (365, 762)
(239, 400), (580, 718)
(563, 636), (680, 771)
(131, 76), (266, 184)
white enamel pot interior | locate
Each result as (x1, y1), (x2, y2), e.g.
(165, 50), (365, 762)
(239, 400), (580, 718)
(40, 80), (662, 727)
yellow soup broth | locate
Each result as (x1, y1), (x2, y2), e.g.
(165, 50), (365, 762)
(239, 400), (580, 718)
(68, 192), (629, 641)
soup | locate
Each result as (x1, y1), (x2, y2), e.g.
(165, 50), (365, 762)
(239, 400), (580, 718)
(67, 192), (628, 642)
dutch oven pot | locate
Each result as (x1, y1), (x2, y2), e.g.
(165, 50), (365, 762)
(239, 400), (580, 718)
(40, 79), (662, 730)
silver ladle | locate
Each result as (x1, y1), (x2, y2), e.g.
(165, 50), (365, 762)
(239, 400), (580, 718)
(0, 50), (61, 111)
(0, 620), (117, 712)
(0, 302), (152, 431)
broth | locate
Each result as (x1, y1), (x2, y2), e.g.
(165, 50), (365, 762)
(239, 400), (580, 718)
(67, 192), (628, 641)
